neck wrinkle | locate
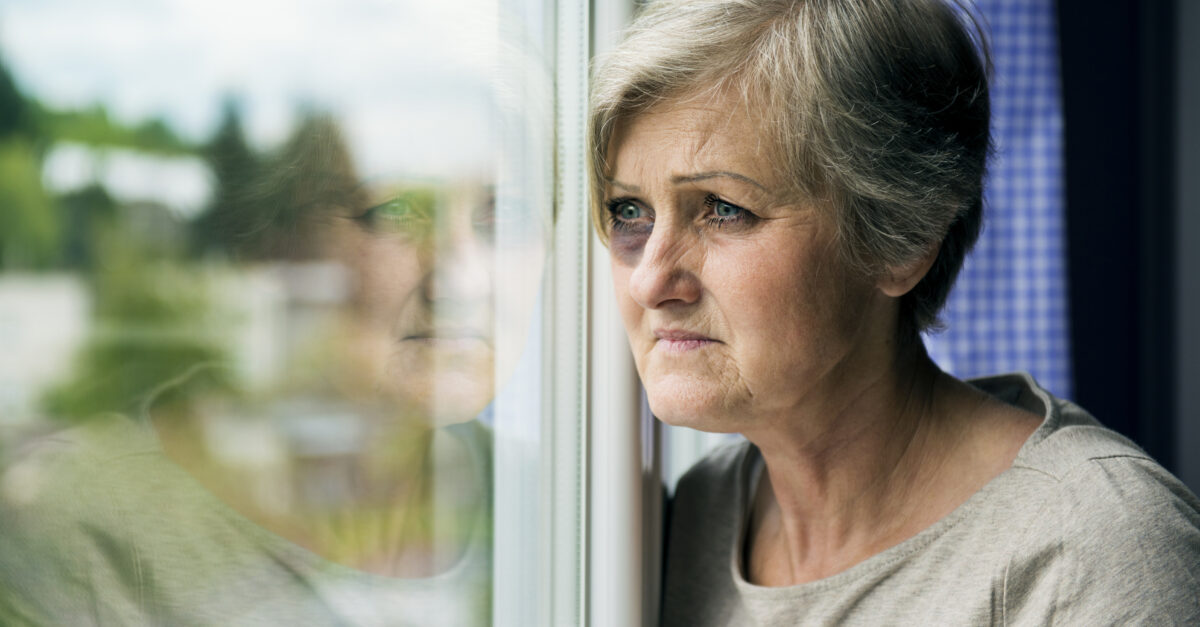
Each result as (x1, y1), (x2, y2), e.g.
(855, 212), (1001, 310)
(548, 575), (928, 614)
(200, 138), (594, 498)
(744, 340), (946, 585)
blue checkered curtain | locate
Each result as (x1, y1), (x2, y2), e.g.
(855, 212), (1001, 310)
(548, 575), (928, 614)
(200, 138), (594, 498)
(924, 0), (1072, 398)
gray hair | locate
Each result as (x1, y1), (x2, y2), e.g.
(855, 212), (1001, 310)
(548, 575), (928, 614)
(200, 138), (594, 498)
(589, 0), (991, 337)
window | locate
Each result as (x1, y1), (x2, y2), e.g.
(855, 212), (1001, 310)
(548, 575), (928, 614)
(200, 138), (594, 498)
(0, 0), (600, 623)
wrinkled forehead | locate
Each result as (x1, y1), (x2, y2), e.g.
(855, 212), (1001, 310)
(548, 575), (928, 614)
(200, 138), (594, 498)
(606, 89), (785, 188)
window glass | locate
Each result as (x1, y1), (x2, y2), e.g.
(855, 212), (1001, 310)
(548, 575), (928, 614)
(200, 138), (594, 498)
(0, 1), (553, 623)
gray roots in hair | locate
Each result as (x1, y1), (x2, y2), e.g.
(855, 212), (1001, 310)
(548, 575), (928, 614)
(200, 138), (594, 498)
(589, 0), (991, 337)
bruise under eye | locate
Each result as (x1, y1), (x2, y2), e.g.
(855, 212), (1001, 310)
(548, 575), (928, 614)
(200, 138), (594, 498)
(605, 198), (652, 263)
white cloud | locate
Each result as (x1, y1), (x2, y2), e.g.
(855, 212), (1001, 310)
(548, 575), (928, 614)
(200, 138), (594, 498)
(0, 0), (508, 179)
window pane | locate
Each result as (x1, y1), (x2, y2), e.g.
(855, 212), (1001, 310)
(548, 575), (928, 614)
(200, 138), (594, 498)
(0, 1), (554, 624)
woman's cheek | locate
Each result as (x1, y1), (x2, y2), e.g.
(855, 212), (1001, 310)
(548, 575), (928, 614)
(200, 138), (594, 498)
(355, 242), (423, 319)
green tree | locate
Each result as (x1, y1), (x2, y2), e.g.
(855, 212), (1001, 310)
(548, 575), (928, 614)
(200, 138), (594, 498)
(192, 99), (262, 257)
(0, 138), (60, 269)
(32, 103), (193, 155)
(0, 55), (27, 138)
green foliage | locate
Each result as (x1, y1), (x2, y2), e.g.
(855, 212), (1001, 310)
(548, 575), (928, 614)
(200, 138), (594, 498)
(0, 57), (28, 138)
(0, 55), (240, 420)
(0, 138), (61, 269)
(32, 102), (195, 156)
(42, 232), (236, 422)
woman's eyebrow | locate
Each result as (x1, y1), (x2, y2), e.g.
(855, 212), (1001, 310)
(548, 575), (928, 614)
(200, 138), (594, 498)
(606, 172), (769, 194)
(606, 178), (642, 193)
(671, 171), (769, 191)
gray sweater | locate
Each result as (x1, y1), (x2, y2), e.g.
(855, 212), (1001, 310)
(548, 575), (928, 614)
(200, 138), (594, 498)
(662, 373), (1200, 626)
(0, 414), (492, 626)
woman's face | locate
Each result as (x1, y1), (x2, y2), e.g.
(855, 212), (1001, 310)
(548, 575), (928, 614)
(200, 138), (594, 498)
(605, 94), (893, 431)
(323, 178), (543, 425)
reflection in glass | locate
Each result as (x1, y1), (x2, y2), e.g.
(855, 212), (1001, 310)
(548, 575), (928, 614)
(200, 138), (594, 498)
(0, 1), (550, 624)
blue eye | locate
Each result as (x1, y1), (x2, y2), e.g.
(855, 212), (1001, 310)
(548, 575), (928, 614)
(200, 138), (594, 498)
(616, 202), (641, 220)
(702, 193), (754, 229)
(713, 200), (741, 217)
(605, 198), (652, 234)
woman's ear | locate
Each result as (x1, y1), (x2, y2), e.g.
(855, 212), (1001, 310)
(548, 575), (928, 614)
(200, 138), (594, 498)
(876, 245), (940, 298)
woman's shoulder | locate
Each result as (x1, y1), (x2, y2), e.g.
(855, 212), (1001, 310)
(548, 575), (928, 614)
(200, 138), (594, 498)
(974, 375), (1200, 623)
(988, 373), (1197, 507)
(969, 372), (1183, 487)
(0, 415), (164, 622)
(999, 452), (1200, 623)
(1018, 423), (1200, 558)
(1, 414), (157, 512)
(0, 414), (199, 560)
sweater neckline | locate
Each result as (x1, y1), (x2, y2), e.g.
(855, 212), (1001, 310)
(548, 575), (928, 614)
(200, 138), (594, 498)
(730, 372), (1060, 598)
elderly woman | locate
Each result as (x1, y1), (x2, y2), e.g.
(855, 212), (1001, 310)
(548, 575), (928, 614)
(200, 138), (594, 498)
(591, 0), (1200, 624)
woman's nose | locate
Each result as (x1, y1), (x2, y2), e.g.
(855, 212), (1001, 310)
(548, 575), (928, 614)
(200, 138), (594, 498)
(625, 226), (700, 310)
(422, 218), (491, 305)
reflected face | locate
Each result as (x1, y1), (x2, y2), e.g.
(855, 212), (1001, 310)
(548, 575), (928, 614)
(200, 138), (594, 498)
(324, 179), (543, 424)
(605, 95), (882, 431)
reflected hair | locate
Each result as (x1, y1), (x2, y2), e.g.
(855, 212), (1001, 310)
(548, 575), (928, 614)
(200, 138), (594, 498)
(589, 0), (991, 337)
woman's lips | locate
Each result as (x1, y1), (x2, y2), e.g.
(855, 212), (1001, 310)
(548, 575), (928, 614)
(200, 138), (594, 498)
(400, 330), (489, 350)
(654, 328), (717, 353)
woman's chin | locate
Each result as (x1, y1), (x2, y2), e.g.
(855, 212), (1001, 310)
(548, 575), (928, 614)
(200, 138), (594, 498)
(645, 380), (745, 434)
(378, 341), (491, 417)
(408, 385), (491, 425)
(382, 365), (494, 426)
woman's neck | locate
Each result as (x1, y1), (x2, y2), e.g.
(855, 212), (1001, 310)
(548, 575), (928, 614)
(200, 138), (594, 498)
(742, 343), (1039, 586)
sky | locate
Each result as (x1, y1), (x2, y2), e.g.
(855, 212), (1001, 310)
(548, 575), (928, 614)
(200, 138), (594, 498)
(0, 0), (548, 197)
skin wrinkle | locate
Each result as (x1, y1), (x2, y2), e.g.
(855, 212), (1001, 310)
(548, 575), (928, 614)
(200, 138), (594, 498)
(607, 91), (883, 433)
(591, 0), (994, 334)
(671, 171), (769, 191)
(607, 178), (642, 194)
(615, 174), (737, 413)
(754, 356), (937, 570)
(607, 89), (1041, 586)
